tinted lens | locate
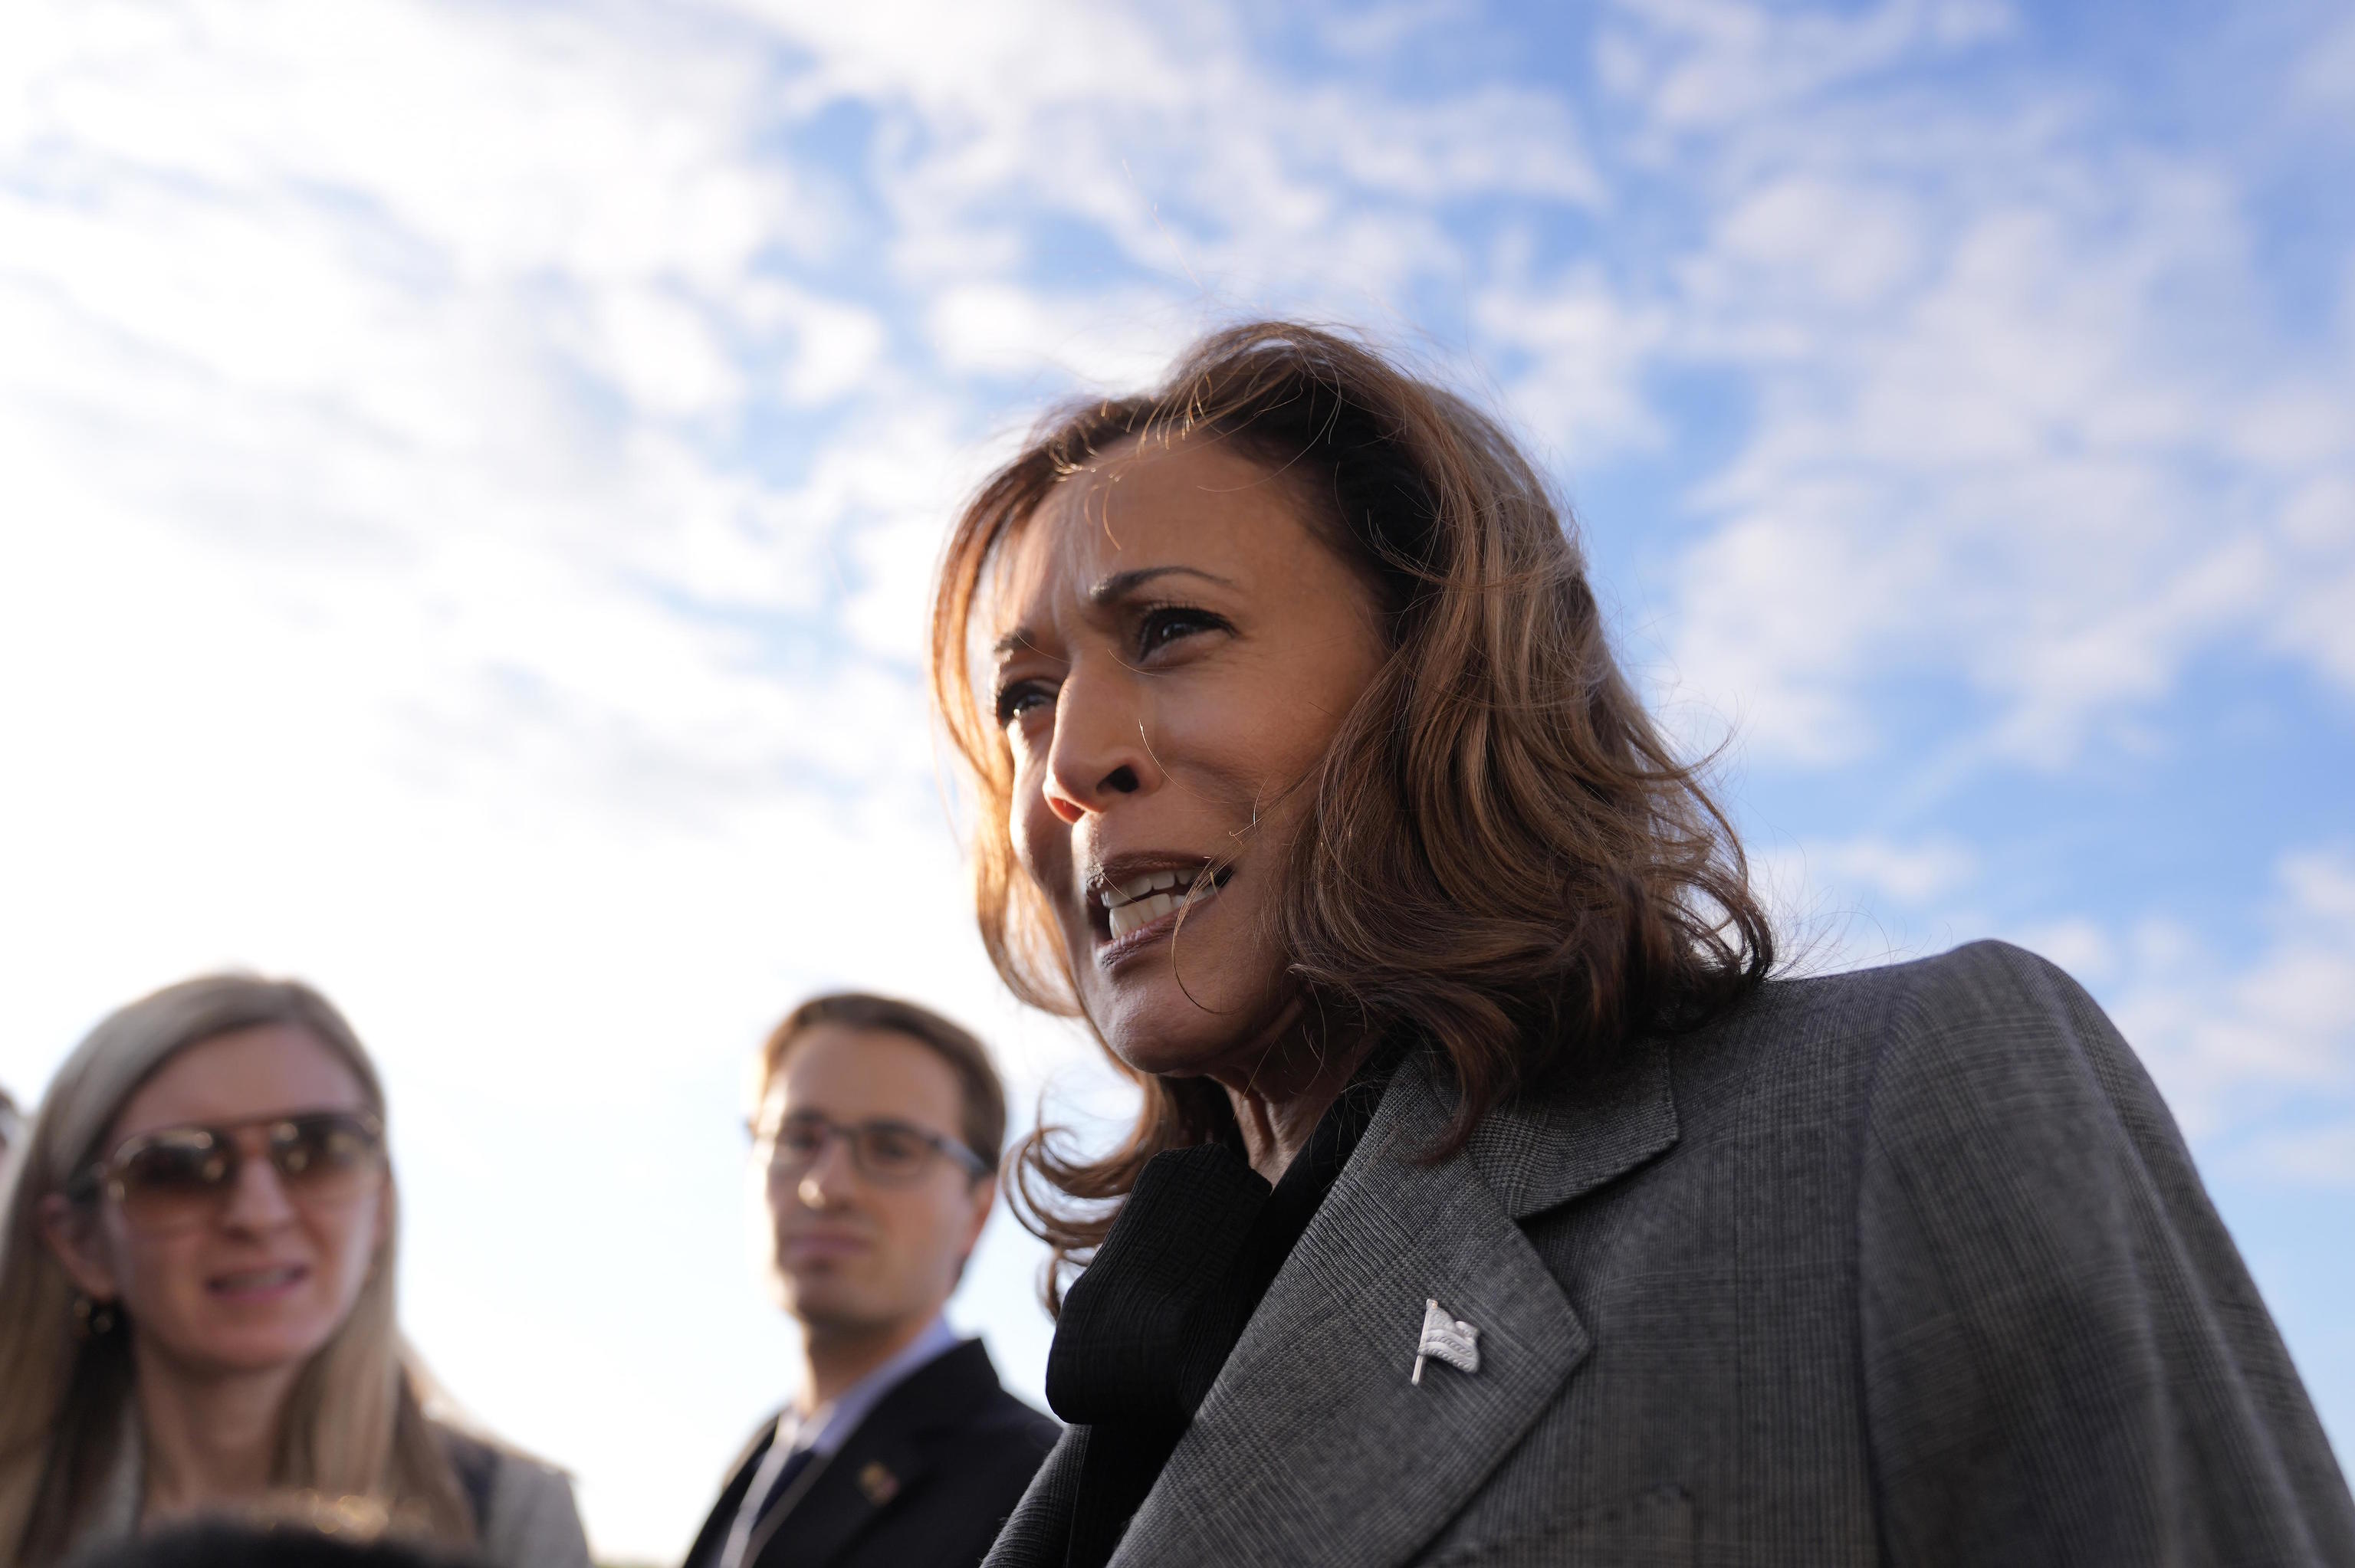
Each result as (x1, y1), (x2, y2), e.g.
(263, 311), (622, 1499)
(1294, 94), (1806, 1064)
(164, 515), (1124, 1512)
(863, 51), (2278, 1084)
(268, 1114), (382, 1200)
(115, 1133), (233, 1230)
(855, 1123), (930, 1181)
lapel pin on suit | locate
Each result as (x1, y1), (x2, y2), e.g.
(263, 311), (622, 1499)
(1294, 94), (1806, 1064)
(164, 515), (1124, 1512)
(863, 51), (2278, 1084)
(1411, 1297), (1481, 1384)
(856, 1460), (901, 1507)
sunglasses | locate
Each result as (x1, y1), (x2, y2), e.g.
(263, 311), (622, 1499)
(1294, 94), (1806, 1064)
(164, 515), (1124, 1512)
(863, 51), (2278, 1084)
(751, 1110), (990, 1187)
(70, 1110), (386, 1232)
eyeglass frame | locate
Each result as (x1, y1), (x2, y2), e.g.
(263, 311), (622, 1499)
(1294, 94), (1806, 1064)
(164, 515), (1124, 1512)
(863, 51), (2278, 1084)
(748, 1109), (992, 1186)
(65, 1109), (389, 1216)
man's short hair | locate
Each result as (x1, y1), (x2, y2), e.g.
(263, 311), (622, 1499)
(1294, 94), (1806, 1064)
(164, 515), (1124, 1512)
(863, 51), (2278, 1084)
(757, 993), (1007, 1172)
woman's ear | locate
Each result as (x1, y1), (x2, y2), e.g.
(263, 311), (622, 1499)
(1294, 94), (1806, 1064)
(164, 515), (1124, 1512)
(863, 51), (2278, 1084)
(38, 1193), (121, 1301)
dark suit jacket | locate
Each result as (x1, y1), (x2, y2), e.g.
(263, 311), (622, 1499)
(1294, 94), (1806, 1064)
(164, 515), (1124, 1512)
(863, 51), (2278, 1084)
(986, 941), (2355, 1566)
(688, 1338), (1059, 1568)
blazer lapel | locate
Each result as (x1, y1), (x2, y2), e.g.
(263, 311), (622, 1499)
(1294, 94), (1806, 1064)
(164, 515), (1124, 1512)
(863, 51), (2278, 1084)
(683, 1425), (776, 1568)
(1109, 1047), (1674, 1568)
(981, 1427), (1086, 1568)
(747, 1340), (1005, 1568)
(747, 1429), (923, 1568)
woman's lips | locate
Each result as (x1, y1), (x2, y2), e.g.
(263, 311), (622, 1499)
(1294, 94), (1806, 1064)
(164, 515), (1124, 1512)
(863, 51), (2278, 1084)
(206, 1262), (309, 1302)
(1095, 874), (1225, 963)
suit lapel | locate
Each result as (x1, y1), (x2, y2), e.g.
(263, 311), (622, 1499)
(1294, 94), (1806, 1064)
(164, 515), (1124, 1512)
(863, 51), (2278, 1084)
(747, 1429), (920, 1568)
(1109, 1050), (1644, 1568)
(747, 1340), (1003, 1568)
(684, 1425), (778, 1568)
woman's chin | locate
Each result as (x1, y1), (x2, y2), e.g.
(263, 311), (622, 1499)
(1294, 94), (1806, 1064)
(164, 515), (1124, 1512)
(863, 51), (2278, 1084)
(1084, 975), (1284, 1082)
(1087, 996), (1220, 1078)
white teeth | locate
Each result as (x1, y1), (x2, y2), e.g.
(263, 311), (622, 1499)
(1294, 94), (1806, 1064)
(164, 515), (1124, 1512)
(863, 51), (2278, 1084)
(1105, 880), (1220, 940)
(1102, 869), (1187, 907)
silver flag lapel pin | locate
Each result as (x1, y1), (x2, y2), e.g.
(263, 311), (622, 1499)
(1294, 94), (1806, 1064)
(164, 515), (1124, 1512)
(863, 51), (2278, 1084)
(1411, 1297), (1481, 1384)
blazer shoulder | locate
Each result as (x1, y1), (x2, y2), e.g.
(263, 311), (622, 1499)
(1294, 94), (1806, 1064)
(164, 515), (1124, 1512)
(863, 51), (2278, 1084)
(1839, 936), (2217, 1266)
(964, 1384), (1060, 1452)
(1657, 939), (2141, 1167)
(1854, 938), (2153, 1127)
(473, 1442), (593, 1568)
(1744, 936), (2074, 1022)
(1713, 939), (2113, 1079)
(853, 1342), (1058, 1474)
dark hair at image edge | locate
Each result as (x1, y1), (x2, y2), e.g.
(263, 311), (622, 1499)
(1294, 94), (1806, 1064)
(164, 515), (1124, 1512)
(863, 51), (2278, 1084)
(928, 320), (1774, 1310)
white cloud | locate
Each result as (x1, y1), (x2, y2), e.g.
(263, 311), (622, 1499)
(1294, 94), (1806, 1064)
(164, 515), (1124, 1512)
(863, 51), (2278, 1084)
(2290, 10), (2355, 116)
(2255, 1120), (2355, 1187)
(580, 286), (743, 419)
(2080, 851), (2355, 1150)
(1478, 268), (1670, 465)
(1538, 3), (2355, 769)
(1600, 0), (2016, 133)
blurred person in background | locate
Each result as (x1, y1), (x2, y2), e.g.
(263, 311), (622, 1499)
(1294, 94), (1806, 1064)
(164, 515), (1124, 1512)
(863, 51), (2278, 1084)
(68, 1506), (484, 1568)
(1, 1084), (23, 1175)
(930, 321), (2355, 1566)
(0, 975), (590, 1568)
(684, 994), (1056, 1568)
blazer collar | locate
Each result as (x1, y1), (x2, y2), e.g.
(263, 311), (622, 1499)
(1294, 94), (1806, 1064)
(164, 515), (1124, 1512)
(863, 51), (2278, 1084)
(1105, 1046), (1673, 1568)
(747, 1337), (1004, 1568)
(1464, 1036), (1680, 1221)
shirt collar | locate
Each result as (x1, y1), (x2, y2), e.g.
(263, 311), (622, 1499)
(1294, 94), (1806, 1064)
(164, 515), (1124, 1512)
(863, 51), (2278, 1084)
(781, 1312), (960, 1458)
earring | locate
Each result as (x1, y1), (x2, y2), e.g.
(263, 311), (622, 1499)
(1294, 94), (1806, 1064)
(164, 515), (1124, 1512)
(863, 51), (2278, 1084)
(72, 1293), (118, 1339)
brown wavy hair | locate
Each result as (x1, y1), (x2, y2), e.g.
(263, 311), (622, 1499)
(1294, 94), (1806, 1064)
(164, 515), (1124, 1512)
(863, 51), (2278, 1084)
(929, 320), (1772, 1307)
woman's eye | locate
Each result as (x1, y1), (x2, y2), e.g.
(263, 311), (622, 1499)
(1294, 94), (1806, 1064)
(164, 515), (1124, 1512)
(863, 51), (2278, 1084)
(995, 681), (1054, 727)
(1136, 606), (1223, 656)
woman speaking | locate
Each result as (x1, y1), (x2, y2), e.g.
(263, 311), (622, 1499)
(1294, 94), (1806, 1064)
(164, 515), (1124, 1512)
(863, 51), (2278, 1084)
(929, 323), (2355, 1565)
(0, 975), (590, 1566)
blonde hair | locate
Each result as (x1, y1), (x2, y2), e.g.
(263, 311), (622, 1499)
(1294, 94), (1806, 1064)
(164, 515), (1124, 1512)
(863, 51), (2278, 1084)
(0, 976), (473, 1566)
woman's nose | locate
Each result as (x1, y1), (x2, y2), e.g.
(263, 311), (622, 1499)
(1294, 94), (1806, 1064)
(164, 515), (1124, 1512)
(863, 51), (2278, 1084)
(218, 1150), (298, 1232)
(1042, 662), (1159, 824)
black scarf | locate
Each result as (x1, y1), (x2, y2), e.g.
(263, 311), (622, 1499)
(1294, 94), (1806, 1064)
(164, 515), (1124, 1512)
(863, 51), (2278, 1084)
(1043, 1056), (1393, 1568)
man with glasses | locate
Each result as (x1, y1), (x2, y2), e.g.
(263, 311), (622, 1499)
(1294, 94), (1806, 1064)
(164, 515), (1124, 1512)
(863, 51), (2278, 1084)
(684, 993), (1057, 1568)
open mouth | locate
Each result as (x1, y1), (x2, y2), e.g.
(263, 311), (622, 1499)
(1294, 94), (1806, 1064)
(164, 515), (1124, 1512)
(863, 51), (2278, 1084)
(1090, 861), (1230, 944)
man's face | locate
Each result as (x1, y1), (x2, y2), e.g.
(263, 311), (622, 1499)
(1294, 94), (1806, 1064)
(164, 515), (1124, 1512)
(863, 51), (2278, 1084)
(752, 1024), (994, 1342)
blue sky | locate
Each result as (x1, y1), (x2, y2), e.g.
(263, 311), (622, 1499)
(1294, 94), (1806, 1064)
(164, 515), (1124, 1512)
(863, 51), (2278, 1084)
(2, 0), (2350, 1558)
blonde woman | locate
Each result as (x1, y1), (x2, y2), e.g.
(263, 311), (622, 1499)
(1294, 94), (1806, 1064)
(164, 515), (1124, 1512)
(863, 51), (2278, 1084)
(0, 975), (590, 1567)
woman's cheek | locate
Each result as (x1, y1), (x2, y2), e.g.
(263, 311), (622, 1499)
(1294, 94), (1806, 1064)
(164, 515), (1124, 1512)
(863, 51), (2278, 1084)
(126, 1235), (202, 1334)
(1009, 770), (1059, 887)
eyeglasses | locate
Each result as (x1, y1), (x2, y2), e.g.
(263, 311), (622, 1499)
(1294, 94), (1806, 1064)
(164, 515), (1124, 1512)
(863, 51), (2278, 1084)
(751, 1110), (990, 1186)
(69, 1110), (386, 1232)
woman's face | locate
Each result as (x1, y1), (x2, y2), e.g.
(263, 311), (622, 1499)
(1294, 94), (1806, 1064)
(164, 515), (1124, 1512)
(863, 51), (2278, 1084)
(48, 1025), (388, 1380)
(990, 435), (1388, 1079)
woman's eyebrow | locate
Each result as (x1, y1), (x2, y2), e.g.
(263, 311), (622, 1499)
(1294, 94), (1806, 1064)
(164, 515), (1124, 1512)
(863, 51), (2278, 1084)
(1086, 565), (1237, 605)
(992, 625), (1043, 659)
(992, 565), (1240, 657)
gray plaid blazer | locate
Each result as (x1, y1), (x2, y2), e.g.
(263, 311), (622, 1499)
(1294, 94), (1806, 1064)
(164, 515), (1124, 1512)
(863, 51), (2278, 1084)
(984, 941), (2355, 1566)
